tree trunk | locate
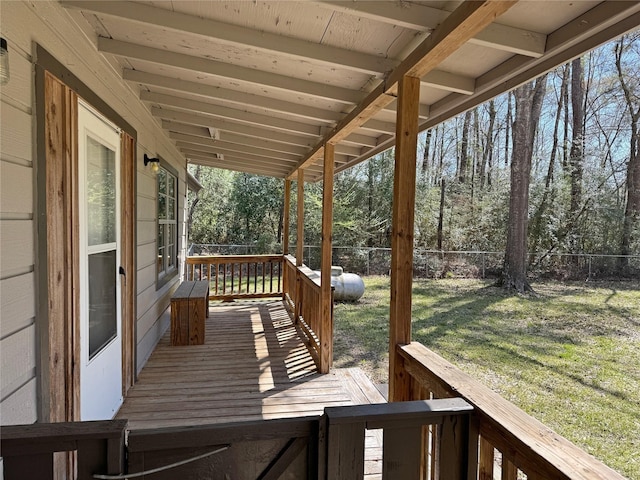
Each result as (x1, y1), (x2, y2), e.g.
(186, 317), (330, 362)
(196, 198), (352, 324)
(480, 100), (496, 189)
(422, 129), (432, 178)
(437, 178), (446, 250)
(530, 66), (568, 254)
(499, 75), (548, 293)
(568, 58), (585, 254)
(458, 110), (472, 183)
(615, 36), (640, 268)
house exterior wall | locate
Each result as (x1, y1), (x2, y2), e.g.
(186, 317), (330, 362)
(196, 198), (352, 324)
(0, 1), (187, 425)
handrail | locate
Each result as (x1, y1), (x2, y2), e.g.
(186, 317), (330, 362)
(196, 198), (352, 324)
(185, 254), (283, 301)
(398, 342), (626, 480)
(282, 255), (333, 373)
(323, 398), (475, 479)
(1, 420), (128, 480)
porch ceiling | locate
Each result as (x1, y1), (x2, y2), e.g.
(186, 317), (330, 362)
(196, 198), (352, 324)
(63, 1), (640, 181)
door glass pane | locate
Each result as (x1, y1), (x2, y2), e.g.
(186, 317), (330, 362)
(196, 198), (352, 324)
(159, 194), (166, 219)
(168, 175), (175, 197)
(86, 136), (116, 246)
(168, 198), (175, 220)
(158, 169), (166, 195)
(88, 250), (117, 359)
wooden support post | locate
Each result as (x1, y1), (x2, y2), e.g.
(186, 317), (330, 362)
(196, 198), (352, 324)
(389, 74), (420, 402)
(320, 143), (335, 374)
(438, 414), (470, 480)
(283, 179), (291, 255)
(296, 170), (305, 267)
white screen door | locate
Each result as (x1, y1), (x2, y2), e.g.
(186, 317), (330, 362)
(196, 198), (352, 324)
(78, 102), (123, 420)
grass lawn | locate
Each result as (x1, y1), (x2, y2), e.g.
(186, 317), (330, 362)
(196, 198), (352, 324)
(333, 276), (640, 479)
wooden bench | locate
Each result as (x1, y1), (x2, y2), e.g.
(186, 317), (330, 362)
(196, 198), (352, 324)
(170, 280), (210, 346)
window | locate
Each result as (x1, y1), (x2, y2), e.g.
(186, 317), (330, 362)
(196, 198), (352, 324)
(157, 164), (178, 286)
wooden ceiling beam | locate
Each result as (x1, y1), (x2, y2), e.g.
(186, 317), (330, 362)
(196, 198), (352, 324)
(154, 110), (316, 148)
(187, 155), (290, 178)
(424, 1), (640, 130)
(177, 142), (301, 165)
(62, 0), (397, 76)
(163, 124), (312, 157)
(187, 151), (324, 177)
(288, 0), (517, 178)
(170, 135), (303, 162)
(143, 92), (323, 137)
(316, 1), (545, 57)
(124, 69), (344, 123)
(99, 38), (364, 104)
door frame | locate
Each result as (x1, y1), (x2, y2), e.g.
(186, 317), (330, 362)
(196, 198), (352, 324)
(35, 45), (137, 424)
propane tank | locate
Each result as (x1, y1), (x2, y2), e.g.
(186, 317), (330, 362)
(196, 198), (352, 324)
(316, 266), (365, 301)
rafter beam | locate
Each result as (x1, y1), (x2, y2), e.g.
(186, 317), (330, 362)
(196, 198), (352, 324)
(424, 1), (640, 129)
(316, 1), (546, 57)
(288, 0), (516, 177)
(177, 142), (300, 165)
(187, 151), (324, 177)
(163, 124), (312, 157)
(124, 69), (344, 123)
(170, 134), (303, 162)
(154, 109), (316, 148)
(421, 70), (475, 95)
(62, 0), (397, 76)
(187, 155), (291, 178)
(99, 38), (364, 104)
(142, 91), (323, 137)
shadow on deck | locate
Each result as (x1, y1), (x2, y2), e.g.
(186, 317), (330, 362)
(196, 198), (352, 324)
(117, 300), (385, 428)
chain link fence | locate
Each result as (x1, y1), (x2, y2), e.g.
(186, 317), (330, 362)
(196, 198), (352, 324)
(189, 244), (639, 280)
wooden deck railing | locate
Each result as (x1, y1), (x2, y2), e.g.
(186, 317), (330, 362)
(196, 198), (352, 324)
(185, 254), (283, 301)
(1, 400), (476, 480)
(322, 398), (474, 479)
(398, 342), (626, 480)
(282, 255), (334, 372)
(1, 419), (127, 480)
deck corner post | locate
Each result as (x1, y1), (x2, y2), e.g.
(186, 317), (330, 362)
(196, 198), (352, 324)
(283, 178), (291, 256)
(320, 143), (335, 374)
(389, 74), (420, 402)
(296, 170), (305, 267)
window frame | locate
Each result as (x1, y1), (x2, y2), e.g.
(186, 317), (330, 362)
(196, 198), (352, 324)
(156, 159), (179, 289)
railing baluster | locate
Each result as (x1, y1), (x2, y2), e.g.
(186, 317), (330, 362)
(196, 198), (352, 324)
(262, 261), (266, 293)
(502, 457), (517, 480)
(214, 262), (219, 295)
(479, 437), (494, 480)
(223, 263), (227, 294)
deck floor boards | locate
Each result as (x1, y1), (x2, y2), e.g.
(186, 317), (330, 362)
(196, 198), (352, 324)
(117, 300), (384, 476)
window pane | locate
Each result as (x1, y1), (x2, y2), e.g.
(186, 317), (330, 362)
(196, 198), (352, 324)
(168, 174), (175, 197)
(86, 136), (116, 246)
(168, 198), (175, 220)
(158, 194), (166, 219)
(167, 224), (175, 269)
(157, 247), (165, 275)
(88, 250), (117, 359)
(157, 169), (166, 195)
(158, 224), (165, 247)
(168, 244), (174, 269)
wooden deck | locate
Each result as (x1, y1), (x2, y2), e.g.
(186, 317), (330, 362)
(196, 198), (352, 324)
(117, 300), (385, 476)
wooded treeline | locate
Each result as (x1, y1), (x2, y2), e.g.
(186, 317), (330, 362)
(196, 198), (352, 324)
(188, 34), (640, 282)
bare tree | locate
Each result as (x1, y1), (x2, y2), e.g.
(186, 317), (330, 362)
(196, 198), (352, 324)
(615, 35), (640, 268)
(458, 110), (472, 183)
(499, 75), (548, 293)
(568, 57), (586, 254)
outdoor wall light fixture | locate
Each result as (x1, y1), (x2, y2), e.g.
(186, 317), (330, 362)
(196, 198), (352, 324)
(144, 153), (160, 173)
(0, 38), (9, 86)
